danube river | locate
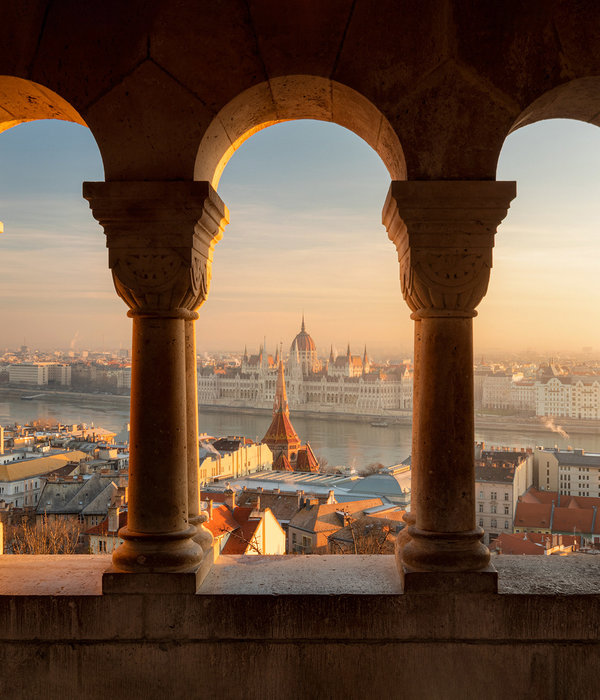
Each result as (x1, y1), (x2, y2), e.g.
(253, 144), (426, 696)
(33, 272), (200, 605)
(2, 389), (600, 469)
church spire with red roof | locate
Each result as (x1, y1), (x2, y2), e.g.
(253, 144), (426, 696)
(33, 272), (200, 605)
(262, 360), (301, 469)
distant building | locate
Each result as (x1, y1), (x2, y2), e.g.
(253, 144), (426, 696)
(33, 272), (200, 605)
(198, 317), (409, 415)
(288, 497), (389, 554)
(86, 505), (126, 554)
(36, 472), (127, 529)
(200, 495), (286, 555)
(475, 445), (533, 544)
(198, 437), (272, 484)
(533, 446), (600, 497)
(0, 450), (89, 508)
(7, 363), (71, 386)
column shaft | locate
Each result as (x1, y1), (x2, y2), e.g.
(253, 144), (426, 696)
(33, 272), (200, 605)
(115, 314), (202, 573)
(416, 316), (474, 533)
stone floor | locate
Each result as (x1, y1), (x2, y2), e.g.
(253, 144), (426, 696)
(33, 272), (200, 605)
(0, 553), (599, 595)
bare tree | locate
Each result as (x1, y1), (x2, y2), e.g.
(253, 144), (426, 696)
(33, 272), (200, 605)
(363, 462), (385, 475)
(6, 515), (83, 554)
(328, 515), (395, 555)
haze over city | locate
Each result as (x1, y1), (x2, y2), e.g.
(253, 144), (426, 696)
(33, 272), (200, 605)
(0, 116), (599, 356)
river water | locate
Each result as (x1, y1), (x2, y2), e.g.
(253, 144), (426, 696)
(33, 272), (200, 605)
(1, 390), (600, 469)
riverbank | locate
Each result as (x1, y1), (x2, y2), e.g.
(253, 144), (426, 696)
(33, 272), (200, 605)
(2, 386), (599, 438)
(0, 387), (130, 406)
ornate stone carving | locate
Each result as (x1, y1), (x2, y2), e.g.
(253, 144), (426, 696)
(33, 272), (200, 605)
(382, 181), (516, 317)
(83, 181), (229, 317)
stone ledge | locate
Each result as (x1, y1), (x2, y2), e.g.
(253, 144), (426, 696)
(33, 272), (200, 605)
(1, 553), (599, 596)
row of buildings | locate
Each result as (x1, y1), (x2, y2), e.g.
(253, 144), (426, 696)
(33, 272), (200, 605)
(477, 365), (600, 419)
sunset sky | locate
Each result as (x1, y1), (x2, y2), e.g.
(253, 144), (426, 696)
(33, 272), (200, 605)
(0, 117), (599, 358)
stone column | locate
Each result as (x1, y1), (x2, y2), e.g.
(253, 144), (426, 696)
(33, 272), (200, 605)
(83, 181), (228, 582)
(383, 180), (516, 592)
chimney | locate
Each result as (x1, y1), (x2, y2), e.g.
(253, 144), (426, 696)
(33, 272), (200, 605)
(255, 495), (261, 511)
(208, 499), (213, 520)
(108, 505), (120, 534)
(328, 490), (335, 504)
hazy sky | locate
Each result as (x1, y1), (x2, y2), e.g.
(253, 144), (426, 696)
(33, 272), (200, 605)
(0, 117), (599, 358)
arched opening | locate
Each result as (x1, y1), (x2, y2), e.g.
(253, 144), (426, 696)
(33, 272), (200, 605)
(474, 95), (600, 546)
(0, 79), (119, 411)
(196, 118), (412, 469)
(195, 76), (406, 189)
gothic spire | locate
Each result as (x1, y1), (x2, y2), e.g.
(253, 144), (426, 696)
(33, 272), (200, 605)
(273, 360), (289, 416)
(301, 313), (306, 333)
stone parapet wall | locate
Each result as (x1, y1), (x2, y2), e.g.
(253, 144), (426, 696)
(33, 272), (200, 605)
(0, 555), (599, 699)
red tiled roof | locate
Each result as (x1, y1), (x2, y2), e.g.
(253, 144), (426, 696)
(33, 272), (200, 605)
(514, 502), (552, 528)
(203, 503), (238, 537)
(273, 453), (293, 471)
(221, 507), (260, 554)
(553, 509), (595, 534)
(296, 443), (319, 472)
(262, 411), (301, 447)
(489, 532), (547, 555)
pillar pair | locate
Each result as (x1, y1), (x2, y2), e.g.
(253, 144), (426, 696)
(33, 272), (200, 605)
(85, 178), (515, 592)
(84, 182), (228, 574)
(383, 181), (516, 590)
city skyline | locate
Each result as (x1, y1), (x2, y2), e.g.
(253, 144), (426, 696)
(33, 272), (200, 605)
(0, 117), (599, 353)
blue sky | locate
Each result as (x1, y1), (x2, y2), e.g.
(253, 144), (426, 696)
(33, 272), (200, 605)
(0, 117), (599, 357)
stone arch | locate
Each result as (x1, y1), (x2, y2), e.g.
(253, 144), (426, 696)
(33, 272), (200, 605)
(0, 75), (87, 134)
(195, 76), (406, 189)
(508, 76), (600, 137)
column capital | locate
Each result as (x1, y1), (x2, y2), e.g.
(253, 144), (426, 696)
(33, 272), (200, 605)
(83, 181), (229, 317)
(382, 180), (516, 317)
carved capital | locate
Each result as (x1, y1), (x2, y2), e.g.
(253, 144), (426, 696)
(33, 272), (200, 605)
(382, 181), (516, 317)
(83, 181), (229, 317)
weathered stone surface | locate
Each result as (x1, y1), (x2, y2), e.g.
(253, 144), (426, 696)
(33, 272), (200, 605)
(1, 556), (600, 699)
(85, 60), (214, 181)
(150, 0), (266, 114)
(249, 0), (353, 78)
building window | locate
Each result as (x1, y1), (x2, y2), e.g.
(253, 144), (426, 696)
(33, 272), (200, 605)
(490, 492), (497, 500)
(504, 492), (509, 501)
(479, 504), (483, 513)
(491, 519), (497, 528)
(504, 521), (509, 529)
(491, 505), (496, 514)
(504, 505), (509, 515)
(479, 519), (484, 528)
(479, 491), (484, 499)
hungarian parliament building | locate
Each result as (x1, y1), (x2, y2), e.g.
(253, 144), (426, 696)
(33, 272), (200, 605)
(198, 318), (413, 416)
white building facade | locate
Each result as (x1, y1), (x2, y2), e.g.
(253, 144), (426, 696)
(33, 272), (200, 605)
(198, 320), (410, 416)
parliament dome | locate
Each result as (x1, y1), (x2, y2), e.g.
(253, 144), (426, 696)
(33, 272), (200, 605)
(291, 316), (317, 353)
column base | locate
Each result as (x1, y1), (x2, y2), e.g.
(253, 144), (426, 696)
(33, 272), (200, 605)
(401, 525), (490, 573)
(103, 547), (215, 595)
(111, 525), (204, 574)
(400, 563), (498, 594)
